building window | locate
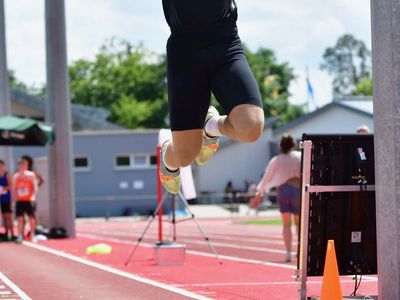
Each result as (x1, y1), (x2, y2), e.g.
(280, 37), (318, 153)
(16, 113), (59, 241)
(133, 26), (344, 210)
(116, 155), (130, 167)
(115, 153), (157, 170)
(150, 155), (158, 166)
(74, 156), (90, 171)
(133, 154), (147, 167)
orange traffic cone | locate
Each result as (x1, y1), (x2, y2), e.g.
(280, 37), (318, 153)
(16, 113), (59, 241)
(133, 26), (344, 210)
(320, 240), (342, 300)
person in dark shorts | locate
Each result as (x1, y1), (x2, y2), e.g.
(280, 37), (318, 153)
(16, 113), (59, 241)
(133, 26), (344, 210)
(13, 158), (38, 243)
(21, 155), (44, 229)
(0, 160), (14, 240)
(253, 135), (301, 262)
(159, 0), (265, 194)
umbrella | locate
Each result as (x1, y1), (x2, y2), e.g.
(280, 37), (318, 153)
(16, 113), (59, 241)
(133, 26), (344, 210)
(0, 116), (55, 146)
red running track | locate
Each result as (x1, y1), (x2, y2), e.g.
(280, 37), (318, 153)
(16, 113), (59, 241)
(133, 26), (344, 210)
(0, 217), (378, 299)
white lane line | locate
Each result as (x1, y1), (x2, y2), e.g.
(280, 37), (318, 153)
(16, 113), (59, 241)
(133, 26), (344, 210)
(22, 242), (212, 300)
(187, 250), (296, 270)
(174, 278), (377, 287)
(79, 228), (287, 246)
(0, 291), (12, 295)
(79, 232), (297, 270)
(80, 225), (284, 241)
(362, 275), (378, 281)
(181, 239), (291, 255)
(0, 272), (31, 300)
(77, 222), (283, 237)
(79, 229), (292, 255)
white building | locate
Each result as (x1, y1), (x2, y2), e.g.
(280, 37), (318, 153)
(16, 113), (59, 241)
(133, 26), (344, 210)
(194, 97), (373, 194)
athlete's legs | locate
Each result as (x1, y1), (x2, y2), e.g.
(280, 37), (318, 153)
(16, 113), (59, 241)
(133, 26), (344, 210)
(28, 214), (36, 240)
(17, 216), (24, 238)
(164, 130), (203, 169)
(293, 214), (300, 260)
(281, 212), (293, 261)
(5, 212), (14, 237)
(211, 54), (264, 143)
(160, 44), (211, 193)
(293, 214), (300, 235)
(218, 104), (264, 142)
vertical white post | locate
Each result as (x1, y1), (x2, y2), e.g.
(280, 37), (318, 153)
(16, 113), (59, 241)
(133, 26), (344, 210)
(298, 141), (312, 300)
(371, 0), (400, 298)
(45, 0), (76, 236)
(0, 0), (13, 169)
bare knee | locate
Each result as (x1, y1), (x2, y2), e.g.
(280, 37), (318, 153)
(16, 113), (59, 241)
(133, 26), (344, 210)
(228, 105), (264, 143)
(234, 117), (264, 142)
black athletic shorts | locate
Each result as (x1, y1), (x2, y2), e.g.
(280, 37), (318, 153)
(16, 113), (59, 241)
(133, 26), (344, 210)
(0, 201), (12, 214)
(166, 29), (263, 131)
(15, 201), (35, 217)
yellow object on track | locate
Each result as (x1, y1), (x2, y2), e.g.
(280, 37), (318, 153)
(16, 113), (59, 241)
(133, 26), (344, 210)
(86, 243), (112, 255)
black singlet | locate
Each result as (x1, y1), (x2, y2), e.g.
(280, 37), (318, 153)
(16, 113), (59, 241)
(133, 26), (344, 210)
(162, 0), (237, 30)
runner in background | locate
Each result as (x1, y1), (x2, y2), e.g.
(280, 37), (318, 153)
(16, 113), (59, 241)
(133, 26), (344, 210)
(0, 160), (14, 241)
(13, 158), (38, 243)
(21, 155), (44, 235)
(252, 135), (301, 262)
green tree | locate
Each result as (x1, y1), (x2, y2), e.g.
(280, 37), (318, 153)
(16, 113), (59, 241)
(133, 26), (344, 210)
(353, 77), (373, 96)
(12, 38), (302, 128)
(244, 46), (304, 124)
(68, 38), (168, 128)
(71, 39), (302, 128)
(321, 34), (371, 96)
(9, 71), (30, 93)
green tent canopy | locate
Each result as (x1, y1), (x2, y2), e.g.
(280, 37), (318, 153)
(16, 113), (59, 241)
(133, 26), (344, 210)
(0, 116), (55, 146)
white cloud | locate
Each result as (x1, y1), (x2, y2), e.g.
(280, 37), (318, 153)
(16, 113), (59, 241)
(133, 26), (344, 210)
(4, 0), (371, 107)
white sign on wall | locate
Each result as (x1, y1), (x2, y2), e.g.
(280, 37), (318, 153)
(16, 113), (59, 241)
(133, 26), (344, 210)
(133, 180), (144, 190)
(119, 181), (129, 189)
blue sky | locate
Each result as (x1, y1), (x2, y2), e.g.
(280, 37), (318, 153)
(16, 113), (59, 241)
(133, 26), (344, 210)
(4, 0), (371, 108)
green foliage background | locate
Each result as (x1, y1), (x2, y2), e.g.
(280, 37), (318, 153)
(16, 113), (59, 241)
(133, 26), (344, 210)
(10, 37), (305, 129)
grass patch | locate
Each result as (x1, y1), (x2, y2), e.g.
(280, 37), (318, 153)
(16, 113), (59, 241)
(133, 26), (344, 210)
(240, 219), (282, 226)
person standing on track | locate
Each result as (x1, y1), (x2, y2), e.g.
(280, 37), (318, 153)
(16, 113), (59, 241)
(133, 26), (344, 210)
(0, 160), (14, 241)
(252, 135), (301, 262)
(160, 0), (265, 194)
(21, 155), (44, 236)
(13, 158), (38, 243)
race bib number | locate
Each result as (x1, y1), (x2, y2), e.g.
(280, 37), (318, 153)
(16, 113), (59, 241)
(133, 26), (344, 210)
(17, 187), (29, 198)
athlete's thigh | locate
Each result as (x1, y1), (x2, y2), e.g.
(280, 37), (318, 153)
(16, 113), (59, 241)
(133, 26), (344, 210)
(167, 58), (211, 132)
(210, 54), (262, 115)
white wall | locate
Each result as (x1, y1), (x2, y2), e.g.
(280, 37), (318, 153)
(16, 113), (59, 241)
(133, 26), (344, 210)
(194, 128), (273, 193)
(274, 107), (374, 141)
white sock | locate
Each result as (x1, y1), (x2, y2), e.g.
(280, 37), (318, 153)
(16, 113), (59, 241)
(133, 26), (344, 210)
(204, 116), (223, 138)
(163, 142), (179, 172)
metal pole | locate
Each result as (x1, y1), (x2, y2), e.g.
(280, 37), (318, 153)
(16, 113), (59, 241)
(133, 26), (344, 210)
(298, 141), (312, 300)
(156, 144), (163, 243)
(0, 0), (13, 169)
(45, 0), (76, 237)
(371, 0), (400, 298)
